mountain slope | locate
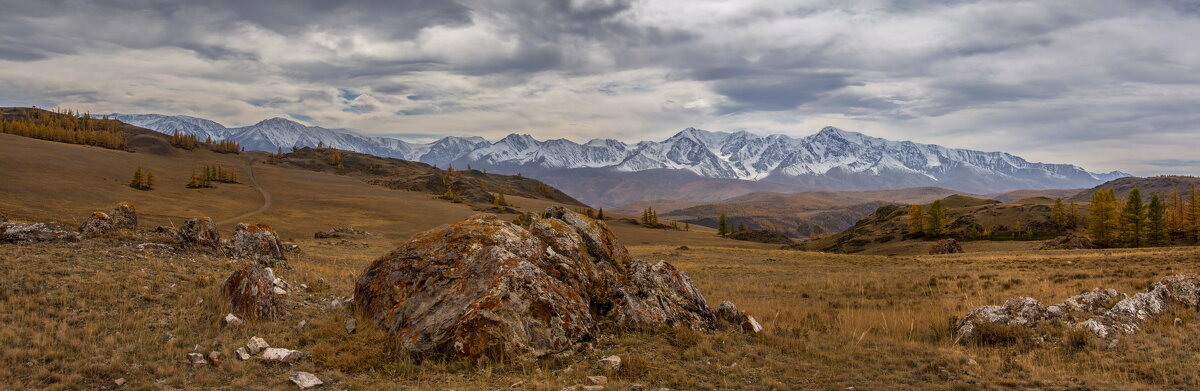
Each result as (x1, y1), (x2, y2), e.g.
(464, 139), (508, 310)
(1069, 176), (1200, 202)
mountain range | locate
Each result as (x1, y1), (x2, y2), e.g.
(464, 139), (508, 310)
(108, 113), (1129, 206)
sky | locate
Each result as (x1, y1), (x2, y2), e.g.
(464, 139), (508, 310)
(1, 0), (1198, 175)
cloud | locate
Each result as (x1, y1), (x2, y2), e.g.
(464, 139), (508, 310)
(0, 0), (1197, 175)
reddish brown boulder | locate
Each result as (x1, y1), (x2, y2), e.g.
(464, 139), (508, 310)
(354, 207), (740, 361)
(176, 217), (220, 250)
(221, 264), (280, 320)
(79, 212), (116, 237)
(228, 223), (286, 267)
(1, 222), (82, 243)
(929, 239), (964, 254)
(1038, 234), (1097, 250)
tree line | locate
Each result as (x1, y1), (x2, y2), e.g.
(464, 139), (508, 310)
(1, 108), (126, 149)
(1087, 186), (1199, 247)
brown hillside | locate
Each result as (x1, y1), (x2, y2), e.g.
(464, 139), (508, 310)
(1070, 176), (1200, 202)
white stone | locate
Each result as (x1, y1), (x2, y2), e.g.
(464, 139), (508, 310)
(236, 347), (251, 360)
(261, 347), (303, 362)
(745, 316), (763, 333)
(223, 313), (244, 327)
(273, 286), (288, 295)
(187, 352), (208, 366)
(290, 371), (324, 389)
(598, 355), (621, 373)
(247, 336), (270, 355)
(587, 375), (608, 385)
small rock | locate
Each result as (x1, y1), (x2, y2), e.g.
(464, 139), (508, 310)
(114, 378), (126, 387)
(163, 333), (177, 343)
(929, 239), (964, 255)
(744, 316), (763, 333)
(345, 318), (357, 334)
(510, 381), (525, 388)
(193, 344), (204, 352)
(676, 246), (690, 251)
(587, 375), (608, 386)
(236, 347), (251, 361)
(598, 355), (621, 374)
(223, 313), (244, 328)
(294, 320), (308, 332)
(261, 347), (303, 363)
(247, 336), (270, 355)
(289, 372), (324, 389)
(300, 284), (309, 290)
(1175, 317), (1184, 327)
(208, 351), (223, 367)
(187, 352), (208, 366)
(273, 286), (288, 295)
(628, 384), (644, 391)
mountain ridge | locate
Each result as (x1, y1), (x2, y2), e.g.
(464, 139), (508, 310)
(107, 113), (1130, 201)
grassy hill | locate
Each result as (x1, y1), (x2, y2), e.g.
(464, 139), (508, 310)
(1070, 175), (1200, 202)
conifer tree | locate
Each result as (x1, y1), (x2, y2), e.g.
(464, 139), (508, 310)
(146, 172), (155, 189)
(1188, 185), (1200, 241)
(924, 200), (947, 236)
(1051, 198), (1069, 228)
(129, 167), (144, 189)
(1167, 189), (1185, 234)
(597, 208), (604, 220)
(907, 204), (925, 234)
(1147, 193), (1169, 247)
(1068, 200), (1082, 229)
(1118, 187), (1146, 248)
(1088, 189), (1120, 246)
(717, 213), (728, 236)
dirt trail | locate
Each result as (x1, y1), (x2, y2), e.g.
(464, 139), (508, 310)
(217, 157), (272, 226)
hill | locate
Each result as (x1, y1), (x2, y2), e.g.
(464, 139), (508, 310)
(1069, 176), (1200, 202)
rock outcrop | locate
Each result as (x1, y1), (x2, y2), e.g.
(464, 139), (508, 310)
(929, 239), (964, 255)
(222, 264), (280, 320)
(1038, 234), (1097, 250)
(109, 202), (138, 231)
(0, 222), (82, 243)
(313, 226), (371, 239)
(79, 212), (116, 237)
(353, 206), (752, 361)
(227, 223), (287, 267)
(957, 275), (1200, 344)
(176, 217), (220, 251)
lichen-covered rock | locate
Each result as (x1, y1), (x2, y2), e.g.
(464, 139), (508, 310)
(929, 239), (964, 254)
(1038, 234), (1097, 250)
(957, 275), (1200, 343)
(228, 223), (286, 267)
(109, 202), (138, 231)
(714, 301), (760, 333)
(0, 222), (82, 243)
(79, 212), (116, 237)
(354, 207), (743, 361)
(176, 217), (220, 250)
(354, 214), (595, 359)
(222, 264), (280, 320)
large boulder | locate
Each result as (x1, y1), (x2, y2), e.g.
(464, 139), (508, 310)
(227, 223), (286, 267)
(1038, 234), (1097, 250)
(354, 207), (737, 361)
(176, 217), (220, 251)
(929, 239), (964, 255)
(0, 222), (82, 243)
(109, 202), (138, 231)
(221, 264), (280, 320)
(79, 212), (116, 237)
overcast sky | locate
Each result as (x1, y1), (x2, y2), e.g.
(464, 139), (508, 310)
(1, 0), (1198, 175)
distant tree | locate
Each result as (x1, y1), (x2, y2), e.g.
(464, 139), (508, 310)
(493, 192), (508, 207)
(128, 167), (153, 190)
(1051, 198), (1069, 229)
(1147, 193), (1169, 247)
(1118, 187), (1146, 248)
(1068, 200), (1082, 229)
(684, 222), (689, 231)
(907, 205), (925, 234)
(736, 223), (747, 232)
(1087, 189), (1120, 246)
(146, 172), (155, 189)
(717, 213), (729, 236)
(597, 208), (604, 220)
(924, 200), (948, 236)
(1189, 185), (1200, 241)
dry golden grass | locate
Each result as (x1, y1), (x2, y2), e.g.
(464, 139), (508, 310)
(5, 134), (1200, 390)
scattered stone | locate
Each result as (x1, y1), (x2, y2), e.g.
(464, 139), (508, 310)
(0, 222), (82, 243)
(228, 223), (287, 267)
(109, 202), (138, 231)
(246, 336), (270, 355)
(163, 333), (177, 343)
(957, 275), (1200, 343)
(313, 226), (372, 239)
(1038, 234), (1097, 250)
(223, 313), (244, 328)
(135, 242), (173, 251)
(273, 286), (288, 295)
(598, 355), (622, 374)
(176, 217), (221, 251)
(236, 347), (251, 361)
(294, 320), (308, 332)
(587, 375), (608, 386)
(79, 212), (116, 237)
(290, 372), (324, 389)
(354, 207), (750, 361)
(929, 239), (964, 255)
(762, 258), (781, 262)
(114, 378), (126, 387)
(282, 243), (303, 253)
(222, 264), (281, 320)
(208, 351), (223, 367)
(261, 347), (303, 363)
(714, 301), (761, 333)
(744, 316), (763, 333)
(187, 352), (208, 366)
(628, 384), (644, 391)
(1175, 317), (1184, 327)
(675, 245), (689, 251)
(344, 318), (357, 334)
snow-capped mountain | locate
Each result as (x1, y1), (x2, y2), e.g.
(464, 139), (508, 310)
(111, 113), (1129, 197)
